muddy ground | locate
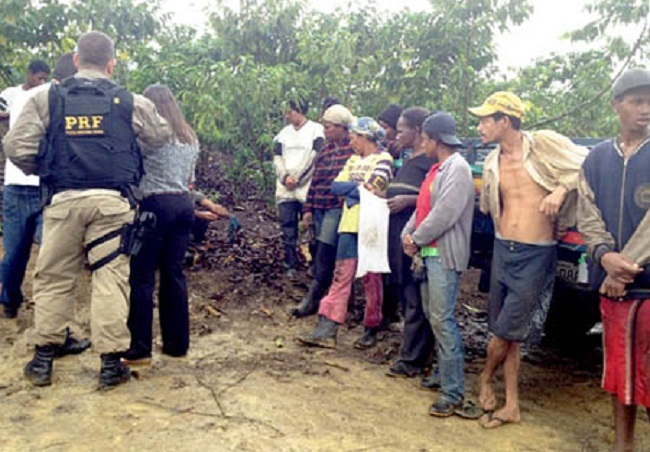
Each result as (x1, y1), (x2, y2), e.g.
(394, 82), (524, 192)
(0, 216), (649, 452)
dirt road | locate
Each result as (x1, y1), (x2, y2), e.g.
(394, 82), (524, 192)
(1, 262), (648, 452)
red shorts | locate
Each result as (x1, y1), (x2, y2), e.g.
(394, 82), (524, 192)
(601, 297), (650, 407)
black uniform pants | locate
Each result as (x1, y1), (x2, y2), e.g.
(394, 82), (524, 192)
(128, 193), (194, 357)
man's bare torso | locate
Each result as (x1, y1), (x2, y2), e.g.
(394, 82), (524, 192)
(498, 149), (554, 243)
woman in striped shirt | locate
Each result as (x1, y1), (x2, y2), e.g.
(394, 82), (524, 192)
(298, 117), (393, 350)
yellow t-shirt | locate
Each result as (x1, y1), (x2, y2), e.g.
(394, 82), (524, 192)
(335, 151), (393, 233)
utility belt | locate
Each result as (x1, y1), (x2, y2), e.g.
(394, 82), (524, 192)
(85, 210), (156, 272)
(41, 184), (142, 208)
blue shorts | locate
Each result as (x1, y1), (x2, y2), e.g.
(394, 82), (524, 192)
(488, 238), (557, 342)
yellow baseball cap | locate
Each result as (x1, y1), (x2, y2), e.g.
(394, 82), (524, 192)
(468, 91), (525, 120)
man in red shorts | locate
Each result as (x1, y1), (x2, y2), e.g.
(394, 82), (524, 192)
(578, 67), (650, 452)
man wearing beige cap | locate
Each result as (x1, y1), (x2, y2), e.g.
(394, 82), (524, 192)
(469, 92), (587, 428)
(291, 104), (354, 317)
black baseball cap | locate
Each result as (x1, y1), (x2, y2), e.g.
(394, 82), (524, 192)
(422, 112), (463, 147)
(613, 68), (650, 98)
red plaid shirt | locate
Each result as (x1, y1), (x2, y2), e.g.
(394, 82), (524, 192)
(303, 137), (354, 214)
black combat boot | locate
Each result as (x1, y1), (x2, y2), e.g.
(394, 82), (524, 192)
(354, 327), (379, 350)
(296, 315), (339, 349)
(54, 328), (92, 358)
(290, 280), (327, 318)
(24, 345), (55, 386)
(99, 353), (131, 390)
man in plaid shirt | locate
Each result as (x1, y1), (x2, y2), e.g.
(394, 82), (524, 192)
(291, 105), (355, 317)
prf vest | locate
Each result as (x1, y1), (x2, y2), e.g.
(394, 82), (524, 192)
(38, 77), (142, 196)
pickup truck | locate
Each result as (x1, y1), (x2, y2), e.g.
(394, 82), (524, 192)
(462, 138), (602, 343)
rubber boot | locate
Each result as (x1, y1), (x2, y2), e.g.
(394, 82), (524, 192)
(290, 280), (327, 318)
(354, 327), (378, 350)
(296, 315), (339, 349)
(24, 345), (55, 387)
(99, 353), (131, 390)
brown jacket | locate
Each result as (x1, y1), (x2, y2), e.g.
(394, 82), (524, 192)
(3, 69), (171, 176)
(479, 130), (588, 233)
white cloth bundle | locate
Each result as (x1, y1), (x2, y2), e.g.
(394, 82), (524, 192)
(356, 185), (391, 278)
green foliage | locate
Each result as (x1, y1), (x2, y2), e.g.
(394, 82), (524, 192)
(569, 0), (650, 62)
(507, 0), (650, 137)
(209, 0), (304, 66)
(2, 0), (649, 202)
(508, 50), (618, 137)
(0, 0), (163, 87)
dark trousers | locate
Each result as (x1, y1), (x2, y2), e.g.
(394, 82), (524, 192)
(128, 193), (194, 357)
(382, 280), (402, 324)
(190, 217), (209, 243)
(278, 200), (302, 269)
(396, 282), (434, 369)
(0, 185), (42, 311)
(313, 239), (337, 284)
(309, 240), (337, 302)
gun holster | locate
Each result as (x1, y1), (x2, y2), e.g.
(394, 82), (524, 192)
(85, 210), (157, 272)
(120, 211), (157, 257)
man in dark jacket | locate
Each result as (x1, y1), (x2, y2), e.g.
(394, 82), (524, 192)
(577, 67), (650, 452)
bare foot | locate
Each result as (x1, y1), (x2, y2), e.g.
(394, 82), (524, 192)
(478, 373), (497, 411)
(479, 407), (521, 429)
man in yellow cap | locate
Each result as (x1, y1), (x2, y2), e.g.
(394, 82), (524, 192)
(469, 91), (587, 428)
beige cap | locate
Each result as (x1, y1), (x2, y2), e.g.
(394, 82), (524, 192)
(321, 104), (354, 127)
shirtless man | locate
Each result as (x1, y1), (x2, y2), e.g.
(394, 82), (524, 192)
(469, 92), (587, 428)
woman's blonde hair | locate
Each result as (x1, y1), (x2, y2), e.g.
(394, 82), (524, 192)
(143, 84), (197, 145)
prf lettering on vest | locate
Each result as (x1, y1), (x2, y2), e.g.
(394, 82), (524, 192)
(65, 115), (106, 136)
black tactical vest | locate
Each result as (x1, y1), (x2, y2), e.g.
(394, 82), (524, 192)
(38, 77), (142, 195)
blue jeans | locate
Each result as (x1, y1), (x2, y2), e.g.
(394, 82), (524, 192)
(1, 185), (42, 311)
(313, 208), (341, 246)
(311, 208), (341, 287)
(421, 257), (464, 403)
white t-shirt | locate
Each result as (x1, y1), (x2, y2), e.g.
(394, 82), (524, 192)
(274, 120), (324, 202)
(2, 84), (49, 186)
(0, 85), (24, 111)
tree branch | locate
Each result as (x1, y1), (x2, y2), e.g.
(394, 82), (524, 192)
(529, 18), (648, 129)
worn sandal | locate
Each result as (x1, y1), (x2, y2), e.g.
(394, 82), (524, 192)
(454, 400), (484, 420)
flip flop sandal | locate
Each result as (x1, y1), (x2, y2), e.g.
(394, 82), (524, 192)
(454, 400), (485, 420)
(480, 411), (516, 429)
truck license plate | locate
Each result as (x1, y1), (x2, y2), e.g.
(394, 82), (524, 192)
(557, 261), (579, 283)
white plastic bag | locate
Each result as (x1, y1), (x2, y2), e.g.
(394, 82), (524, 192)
(356, 185), (391, 278)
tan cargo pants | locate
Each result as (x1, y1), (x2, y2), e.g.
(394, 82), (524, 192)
(32, 192), (134, 353)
